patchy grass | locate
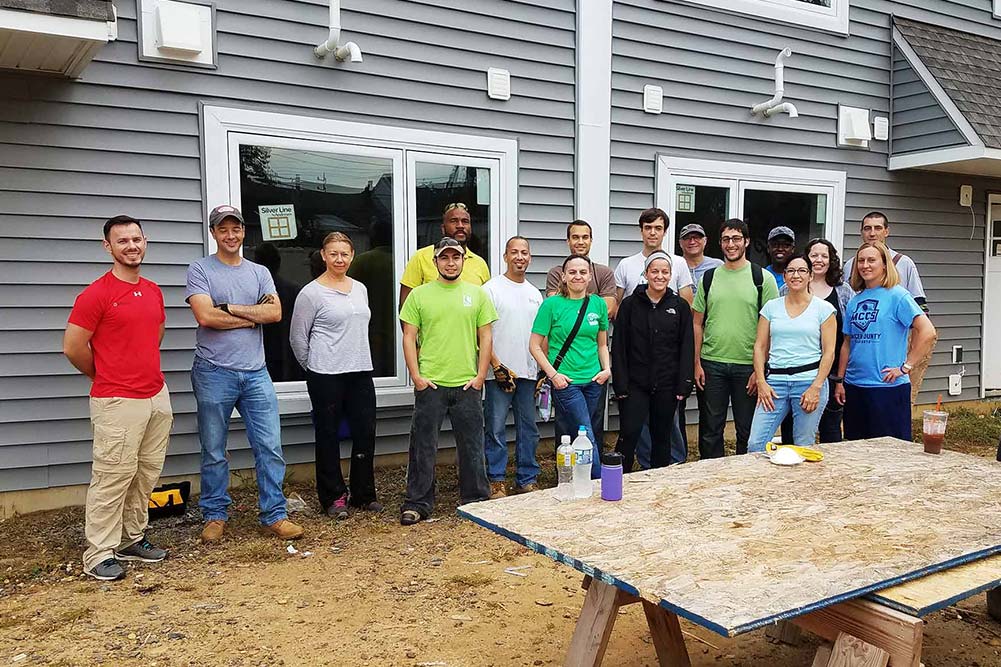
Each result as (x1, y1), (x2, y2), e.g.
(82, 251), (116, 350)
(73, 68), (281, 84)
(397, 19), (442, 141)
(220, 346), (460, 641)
(445, 572), (494, 588)
(32, 607), (93, 635)
(912, 403), (1001, 457)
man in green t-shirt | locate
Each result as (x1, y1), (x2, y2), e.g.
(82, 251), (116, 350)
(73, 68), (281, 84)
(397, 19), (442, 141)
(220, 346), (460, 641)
(692, 219), (779, 459)
(399, 238), (498, 525)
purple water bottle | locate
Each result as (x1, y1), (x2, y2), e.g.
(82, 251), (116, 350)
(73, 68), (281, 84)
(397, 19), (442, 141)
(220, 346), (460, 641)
(600, 452), (623, 501)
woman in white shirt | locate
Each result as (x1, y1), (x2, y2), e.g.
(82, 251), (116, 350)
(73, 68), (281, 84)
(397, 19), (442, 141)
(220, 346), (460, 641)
(290, 232), (380, 519)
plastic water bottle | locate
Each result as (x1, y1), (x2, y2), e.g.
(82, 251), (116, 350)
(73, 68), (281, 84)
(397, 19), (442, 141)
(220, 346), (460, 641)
(555, 435), (575, 501)
(572, 426), (593, 499)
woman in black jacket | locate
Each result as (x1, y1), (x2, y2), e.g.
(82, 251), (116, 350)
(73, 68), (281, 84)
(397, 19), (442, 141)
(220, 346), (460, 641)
(612, 250), (695, 472)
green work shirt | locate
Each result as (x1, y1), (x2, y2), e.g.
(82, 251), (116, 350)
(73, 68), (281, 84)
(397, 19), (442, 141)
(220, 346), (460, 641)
(693, 262), (779, 365)
(399, 280), (498, 387)
(531, 294), (609, 384)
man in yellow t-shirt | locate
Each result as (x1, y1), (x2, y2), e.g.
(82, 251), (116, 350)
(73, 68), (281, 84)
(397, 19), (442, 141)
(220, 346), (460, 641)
(398, 202), (490, 309)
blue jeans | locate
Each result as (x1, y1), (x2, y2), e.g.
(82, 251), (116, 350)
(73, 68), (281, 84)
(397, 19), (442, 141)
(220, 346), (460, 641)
(748, 377), (830, 453)
(552, 381), (604, 479)
(484, 379), (541, 487)
(191, 356), (288, 526)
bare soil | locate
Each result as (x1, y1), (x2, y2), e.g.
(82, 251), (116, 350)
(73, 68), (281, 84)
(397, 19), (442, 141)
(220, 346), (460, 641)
(2, 421), (1001, 667)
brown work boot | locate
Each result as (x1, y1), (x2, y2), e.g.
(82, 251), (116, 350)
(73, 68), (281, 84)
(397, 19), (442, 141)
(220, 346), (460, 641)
(200, 520), (226, 543)
(514, 483), (539, 494)
(489, 481), (507, 500)
(263, 519), (304, 540)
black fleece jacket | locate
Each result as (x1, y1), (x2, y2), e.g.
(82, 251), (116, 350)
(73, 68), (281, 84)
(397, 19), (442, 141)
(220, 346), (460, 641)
(611, 285), (695, 398)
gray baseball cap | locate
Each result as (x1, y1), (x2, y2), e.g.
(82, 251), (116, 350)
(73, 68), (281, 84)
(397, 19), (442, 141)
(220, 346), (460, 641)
(208, 205), (244, 227)
(767, 226), (795, 242)
(679, 223), (706, 238)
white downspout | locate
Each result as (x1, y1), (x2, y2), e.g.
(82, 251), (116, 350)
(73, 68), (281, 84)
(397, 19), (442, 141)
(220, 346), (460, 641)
(765, 102), (799, 118)
(314, 0), (362, 62)
(751, 48), (792, 115)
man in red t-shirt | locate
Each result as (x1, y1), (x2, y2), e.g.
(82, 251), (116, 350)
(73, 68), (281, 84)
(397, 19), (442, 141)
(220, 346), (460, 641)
(63, 215), (173, 582)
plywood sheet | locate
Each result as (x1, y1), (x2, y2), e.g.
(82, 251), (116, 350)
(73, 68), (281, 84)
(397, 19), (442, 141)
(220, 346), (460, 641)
(458, 438), (1001, 637)
(868, 553), (1001, 616)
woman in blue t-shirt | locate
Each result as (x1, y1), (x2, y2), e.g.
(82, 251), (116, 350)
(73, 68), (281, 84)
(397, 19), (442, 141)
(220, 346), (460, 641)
(748, 255), (838, 452)
(834, 242), (936, 441)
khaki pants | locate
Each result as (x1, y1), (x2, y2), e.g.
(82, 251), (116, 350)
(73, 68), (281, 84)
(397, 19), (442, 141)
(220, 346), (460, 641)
(83, 385), (172, 570)
(908, 328), (938, 405)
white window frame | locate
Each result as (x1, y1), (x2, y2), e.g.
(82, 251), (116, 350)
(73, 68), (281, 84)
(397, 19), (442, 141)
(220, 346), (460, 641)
(995, 0), (1001, 20)
(202, 105), (519, 412)
(655, 155), (846, 257)
(674, 0), (849, 35)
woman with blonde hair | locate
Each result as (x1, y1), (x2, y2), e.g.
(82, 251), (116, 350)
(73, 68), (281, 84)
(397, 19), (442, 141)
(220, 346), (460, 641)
(290, 232), (380, 519)
(530, 254), (611, 478)
(834, 242), (936, 440)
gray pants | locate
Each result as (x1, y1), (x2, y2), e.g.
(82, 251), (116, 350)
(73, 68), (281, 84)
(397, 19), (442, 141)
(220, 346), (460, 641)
(402, 385), (490, 518)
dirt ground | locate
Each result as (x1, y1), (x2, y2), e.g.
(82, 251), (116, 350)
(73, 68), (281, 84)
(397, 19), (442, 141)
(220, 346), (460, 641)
(2, 412), (1001, 667)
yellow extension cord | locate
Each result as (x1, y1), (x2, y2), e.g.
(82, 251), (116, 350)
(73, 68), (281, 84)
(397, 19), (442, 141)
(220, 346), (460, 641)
(765, 442), (825, 462)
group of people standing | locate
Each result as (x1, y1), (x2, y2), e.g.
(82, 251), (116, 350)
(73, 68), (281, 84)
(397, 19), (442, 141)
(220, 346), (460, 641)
(63, 202), (936, 579)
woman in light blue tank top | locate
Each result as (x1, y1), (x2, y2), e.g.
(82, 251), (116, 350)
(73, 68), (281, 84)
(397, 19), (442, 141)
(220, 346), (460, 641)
(748, 255), (838, 452)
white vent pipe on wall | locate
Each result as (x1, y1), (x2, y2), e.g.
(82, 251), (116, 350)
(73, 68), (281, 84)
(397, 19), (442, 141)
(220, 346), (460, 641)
(751, 48), (797, 118)
(314, 0), (362, 63)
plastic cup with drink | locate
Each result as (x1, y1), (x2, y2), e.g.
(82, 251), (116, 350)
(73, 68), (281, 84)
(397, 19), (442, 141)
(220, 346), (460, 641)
(922, 410), (948, 455)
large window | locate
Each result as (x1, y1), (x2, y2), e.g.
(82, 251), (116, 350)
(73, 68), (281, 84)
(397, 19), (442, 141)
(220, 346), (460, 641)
(670, 0), (848, 34)
(203, 107), (517, 404)
(658, 156), (846, 266)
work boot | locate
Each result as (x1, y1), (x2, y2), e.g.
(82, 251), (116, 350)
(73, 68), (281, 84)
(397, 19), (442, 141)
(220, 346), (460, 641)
(514, 483), (539, 494)
(263, 519), (304, 540)
(200, 520), (226, 544)
(489, 481), (507, 500)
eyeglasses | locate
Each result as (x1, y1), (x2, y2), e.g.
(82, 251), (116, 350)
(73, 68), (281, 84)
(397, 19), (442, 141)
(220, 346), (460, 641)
(444, 202), (468, 213)
(720, 235), (745, 245)
(784, 268), (811, 276)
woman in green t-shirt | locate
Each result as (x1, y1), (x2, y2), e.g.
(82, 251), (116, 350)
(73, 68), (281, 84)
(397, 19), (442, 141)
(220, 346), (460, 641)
(530, 254), (611, 479)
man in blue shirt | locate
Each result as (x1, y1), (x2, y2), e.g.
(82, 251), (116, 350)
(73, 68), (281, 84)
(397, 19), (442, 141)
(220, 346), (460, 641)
(765, 226), (796, 290)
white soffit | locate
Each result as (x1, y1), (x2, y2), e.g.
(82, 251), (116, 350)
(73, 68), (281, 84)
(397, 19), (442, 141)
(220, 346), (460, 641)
(0, 8), (116, 77)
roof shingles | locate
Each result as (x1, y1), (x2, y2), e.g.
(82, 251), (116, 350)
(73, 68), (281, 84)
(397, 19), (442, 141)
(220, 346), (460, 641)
(0, 0), (113, 21)
(895, 17), (1001, 149)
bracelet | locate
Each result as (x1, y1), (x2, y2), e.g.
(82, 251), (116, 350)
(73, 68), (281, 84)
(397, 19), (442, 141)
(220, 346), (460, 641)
(829, 376), (843, 383)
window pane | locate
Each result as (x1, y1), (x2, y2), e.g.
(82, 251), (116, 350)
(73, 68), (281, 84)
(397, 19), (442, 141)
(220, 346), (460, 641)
(674, 184), (730, 257)
(415, 162), (491, 261)
(742, 190), (828, 266)
(238, 145), (397, 381)
(797, 0), (832, 6)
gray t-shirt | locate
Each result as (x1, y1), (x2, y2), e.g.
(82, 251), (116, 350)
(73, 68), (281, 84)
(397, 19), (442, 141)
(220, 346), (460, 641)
(289, 279), (374, 375)
(185, 255), (276, 371)
(687, 255), (724, 297)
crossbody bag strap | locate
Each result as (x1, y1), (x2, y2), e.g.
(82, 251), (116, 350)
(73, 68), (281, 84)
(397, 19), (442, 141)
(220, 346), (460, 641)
(552, 295), (591, 372)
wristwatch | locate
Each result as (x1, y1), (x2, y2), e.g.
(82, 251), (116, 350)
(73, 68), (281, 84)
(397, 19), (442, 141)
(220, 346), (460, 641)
(829, 376), (843, 384)
(901, 363), (913, 374)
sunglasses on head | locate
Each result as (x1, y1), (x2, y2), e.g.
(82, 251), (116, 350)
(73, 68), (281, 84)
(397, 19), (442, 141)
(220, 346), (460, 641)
(444, 202), (468, 213)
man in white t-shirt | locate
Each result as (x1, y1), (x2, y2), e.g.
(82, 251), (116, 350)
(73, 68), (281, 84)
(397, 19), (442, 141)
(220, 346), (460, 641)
(483, 237), (544, 497)
(843, 211), (934, 403)
(614, 208), (694, 305)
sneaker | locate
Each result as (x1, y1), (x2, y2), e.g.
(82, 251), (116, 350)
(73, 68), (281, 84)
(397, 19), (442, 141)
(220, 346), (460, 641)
(514, 483), (539, 494)
(361, 501), (384, 512)
(200, 520), (226, 544)
(85, 558), (125, 581)
(263, 519), (304, 540)
(115, 539), (167, 563)
(400, 509), (423, 526)
(326, 494), (349, 520)
(489, 481), (507, 500)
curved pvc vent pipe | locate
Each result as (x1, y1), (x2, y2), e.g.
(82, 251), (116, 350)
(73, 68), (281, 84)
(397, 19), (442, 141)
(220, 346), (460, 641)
(751, 48), (796, 118)
(314, 0), (362, 63)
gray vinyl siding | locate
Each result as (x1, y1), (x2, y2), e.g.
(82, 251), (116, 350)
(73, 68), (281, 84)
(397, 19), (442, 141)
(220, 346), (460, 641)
(0, 0), (575, 491)
(610, 0), (999, 416)
(890, 46), (968, 155)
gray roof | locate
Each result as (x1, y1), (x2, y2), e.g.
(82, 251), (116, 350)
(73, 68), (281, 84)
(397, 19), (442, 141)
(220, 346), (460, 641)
(0, 0), (113, 21)
(895, 16), (1001, 149)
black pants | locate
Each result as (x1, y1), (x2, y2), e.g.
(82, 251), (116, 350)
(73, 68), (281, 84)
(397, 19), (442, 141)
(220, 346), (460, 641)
(780, 378), (843, 444)
(305, 370), (377, 509)
(616, 385), (678, 473)
(697, 360), (756, 458)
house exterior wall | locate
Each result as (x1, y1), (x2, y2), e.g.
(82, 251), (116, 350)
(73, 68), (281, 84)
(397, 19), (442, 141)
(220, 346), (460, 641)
(609, 0), (1000, 414)
(0, 0), (575, 492)
(891, 47), (968, 155)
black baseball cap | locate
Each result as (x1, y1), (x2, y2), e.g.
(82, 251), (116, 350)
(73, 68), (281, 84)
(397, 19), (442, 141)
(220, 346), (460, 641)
(209, 205), (244, 227)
